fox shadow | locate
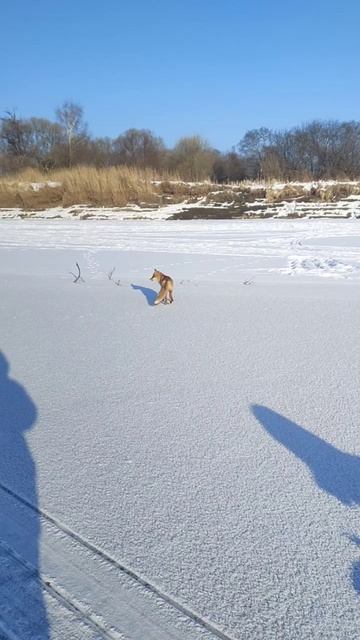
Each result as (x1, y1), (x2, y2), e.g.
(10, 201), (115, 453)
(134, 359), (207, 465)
(131, 284), (157, 306)
(0, 352), (49, 637)
(251, 404), (360, 594)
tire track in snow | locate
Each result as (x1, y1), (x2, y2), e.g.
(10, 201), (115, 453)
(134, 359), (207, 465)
(0, 481), (238, 640)
(0, 539), (122, 640)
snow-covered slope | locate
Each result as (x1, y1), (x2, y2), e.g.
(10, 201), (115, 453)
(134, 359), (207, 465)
(1, 219), (360, 639)
(2, 179), (360, 220)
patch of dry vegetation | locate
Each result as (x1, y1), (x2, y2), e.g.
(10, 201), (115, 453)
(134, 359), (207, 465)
(57, 166), (159, 207)
(0, 167), (167, 209)
(318, 183), (360, 201)
(159, 180), (214, 202)
(266, 182), (360, 203)
(266, 185), (310, 203)
(0, 167), (235, 209)
(1, 167), (360, 212)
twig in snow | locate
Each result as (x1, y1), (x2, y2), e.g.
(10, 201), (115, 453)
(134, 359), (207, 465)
(108, 267), (121, 286)
(70, 262), (85, 283)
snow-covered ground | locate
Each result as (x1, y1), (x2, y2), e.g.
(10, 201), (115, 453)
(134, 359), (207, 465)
(1, 218), (360, 639)
(0, 202), (187, 221)
(1, 184), (360, 220)
(2, 218), (360, 280)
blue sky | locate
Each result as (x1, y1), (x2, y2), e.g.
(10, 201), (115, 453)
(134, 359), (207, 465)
(2, 0), (360, 150)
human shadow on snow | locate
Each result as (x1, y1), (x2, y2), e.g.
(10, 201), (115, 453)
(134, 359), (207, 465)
(346, 535), (360, 594)
(0, 352), (49, 637)
(131, 284), (157, 306)
(251, 404), (360, 594)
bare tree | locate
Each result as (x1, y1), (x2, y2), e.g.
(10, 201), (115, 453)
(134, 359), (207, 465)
(55, 101), (87, 167)
(3, 100), (360, 181)
(27, 118), (65, 170)
(170, 135), (217, 181)
(237, 121), (360, 181)
(237, 128), (274, 178)
(113, 128), (165, 169)
(0, 111), (32, 158)
(88, 137), (115, 167)
(0, 113), (67, 172)
(212, 151), (247, 183)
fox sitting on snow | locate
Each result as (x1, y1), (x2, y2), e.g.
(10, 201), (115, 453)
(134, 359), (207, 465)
(150, 269), (174, 305)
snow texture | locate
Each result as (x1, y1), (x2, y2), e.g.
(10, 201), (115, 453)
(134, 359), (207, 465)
(1, 218), (360, 639)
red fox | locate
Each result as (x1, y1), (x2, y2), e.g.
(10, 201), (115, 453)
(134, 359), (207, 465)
(150, 269), (174, 305)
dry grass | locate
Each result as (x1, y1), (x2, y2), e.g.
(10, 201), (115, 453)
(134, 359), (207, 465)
(159, 179), (214, 201)
(0, 166), (186, 209)
(266, 181), (360, 203)
(266, 185), (310, 202)
(57, 166), (160, 207)
(0, 166), (224, 209)
(1, 167), (360, 211)
(319, 183), (360, 201)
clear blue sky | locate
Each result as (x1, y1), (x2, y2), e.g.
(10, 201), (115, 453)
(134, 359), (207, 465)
(2, 0), (360, 150)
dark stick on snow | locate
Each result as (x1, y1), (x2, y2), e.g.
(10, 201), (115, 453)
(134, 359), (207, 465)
(70, 262), (84, 283)
(108, 267), (121, 286)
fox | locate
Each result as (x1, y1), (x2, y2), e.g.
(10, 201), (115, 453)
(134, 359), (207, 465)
(150, 269), (174, 305)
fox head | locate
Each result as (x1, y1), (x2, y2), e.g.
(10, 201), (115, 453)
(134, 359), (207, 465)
(150, 269), (161, 282)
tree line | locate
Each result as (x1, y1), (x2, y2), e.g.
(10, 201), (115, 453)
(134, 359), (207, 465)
(1, 102), (360, 182)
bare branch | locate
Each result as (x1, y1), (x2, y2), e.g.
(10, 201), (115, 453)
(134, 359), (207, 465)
(70, 262), (84, 283)
(108, 267), (121, 286)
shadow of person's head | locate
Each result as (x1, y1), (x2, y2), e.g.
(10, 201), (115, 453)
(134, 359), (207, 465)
(0, 351), (37, 433)
(0, 352), (10, 378)
(252, 404), (360, 507)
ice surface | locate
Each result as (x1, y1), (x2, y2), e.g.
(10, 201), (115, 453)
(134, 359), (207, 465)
(1, 219), (360, 639)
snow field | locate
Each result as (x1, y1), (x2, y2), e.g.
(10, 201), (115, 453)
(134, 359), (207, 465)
(1, 219), (360, 638)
